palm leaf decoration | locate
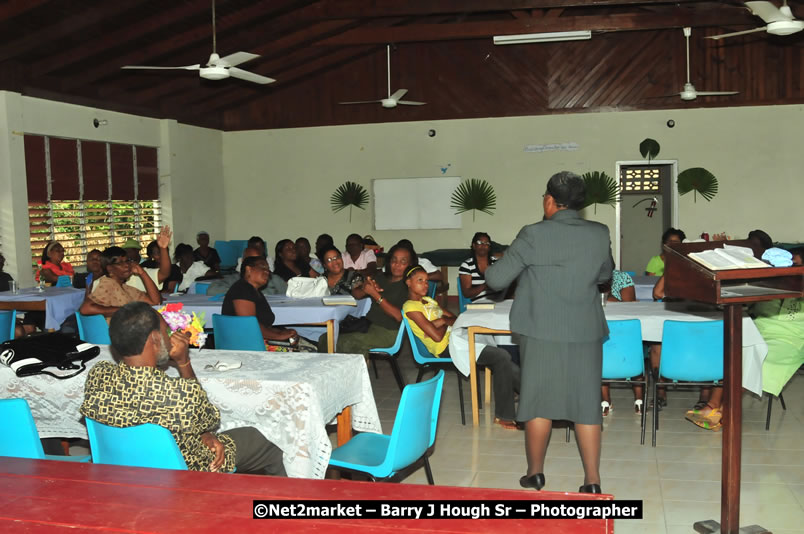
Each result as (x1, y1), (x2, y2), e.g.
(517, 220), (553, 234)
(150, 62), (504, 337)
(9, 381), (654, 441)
(330, 181), (369, 222)
(639, 138), (660, 163)
(450, 178), (497, 221)
(581, 171), (619, 214)
(677, 167), (718, 203)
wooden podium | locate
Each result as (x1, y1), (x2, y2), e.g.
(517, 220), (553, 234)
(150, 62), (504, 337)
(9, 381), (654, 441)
(664, 240), (804, 534)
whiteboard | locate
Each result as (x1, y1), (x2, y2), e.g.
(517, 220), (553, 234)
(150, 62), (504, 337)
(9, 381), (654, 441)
(373, 177), (462, 230)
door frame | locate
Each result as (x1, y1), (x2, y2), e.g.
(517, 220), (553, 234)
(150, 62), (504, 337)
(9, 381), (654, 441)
(614, 160), (679, 270)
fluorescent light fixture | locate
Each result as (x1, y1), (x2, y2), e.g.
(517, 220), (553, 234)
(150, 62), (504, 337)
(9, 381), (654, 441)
(493, 30), (592, 45)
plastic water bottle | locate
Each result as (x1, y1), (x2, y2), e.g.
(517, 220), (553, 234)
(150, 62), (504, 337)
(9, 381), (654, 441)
(38, 269), (45, 292)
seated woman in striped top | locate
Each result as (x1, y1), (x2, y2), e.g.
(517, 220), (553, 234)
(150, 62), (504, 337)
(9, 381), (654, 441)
(403, 265), (521, 430)
(459, 232), (504, 302)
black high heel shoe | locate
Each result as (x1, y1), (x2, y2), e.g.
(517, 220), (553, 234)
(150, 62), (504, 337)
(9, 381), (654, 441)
(519, 473), (545, 490)
(578, 483), (602, 494)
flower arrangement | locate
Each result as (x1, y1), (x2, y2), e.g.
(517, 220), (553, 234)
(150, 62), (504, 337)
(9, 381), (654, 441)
(157, 303), (207, 348)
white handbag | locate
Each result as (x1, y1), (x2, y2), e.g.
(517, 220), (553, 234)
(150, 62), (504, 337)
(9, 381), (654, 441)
(286, 276), (329, 298)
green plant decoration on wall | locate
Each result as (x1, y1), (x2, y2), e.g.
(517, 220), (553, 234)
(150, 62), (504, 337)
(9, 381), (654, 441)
(330, 181), (369, 222)
(450, 178), (497, 222)
(639, 138), (661, 162)
(581, 171), (619, 214)
(677, 167), (718, 203)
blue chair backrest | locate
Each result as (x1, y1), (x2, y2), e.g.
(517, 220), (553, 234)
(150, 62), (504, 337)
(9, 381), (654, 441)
(85, 418), (187, 470)
(76, 313), (111, 344)
(602, 319), (645, 379)
(212, 314), (265, 351)
(427, 281), (438, 298)
(214, 241), (238, 269)
(0, 310), (16, 343)
(623, 270), (637, 278)
(194, 282), (210, 295)
(384, 370), (445, 474)
(228, 240), (249, 258)
(372, 321), (406, 355)
(0, 398), (46, 459)
(457, 276), (471, 314)
(55, 275), (72, 287)
(402, 317), (439, 364)
(660, 320), (724, 382)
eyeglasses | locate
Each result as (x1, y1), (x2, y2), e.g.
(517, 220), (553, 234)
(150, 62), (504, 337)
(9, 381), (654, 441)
(325, 255), (342, 263)
(474, 240), (491, 246)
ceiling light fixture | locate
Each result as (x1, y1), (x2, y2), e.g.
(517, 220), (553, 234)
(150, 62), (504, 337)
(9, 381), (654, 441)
(493, 30), (592, 45)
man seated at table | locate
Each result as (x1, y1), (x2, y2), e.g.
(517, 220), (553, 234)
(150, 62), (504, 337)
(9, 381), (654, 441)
(80, 302), (286, 476)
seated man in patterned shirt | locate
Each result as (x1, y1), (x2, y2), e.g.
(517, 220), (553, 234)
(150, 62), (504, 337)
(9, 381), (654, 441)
(80, 302), (286, 476)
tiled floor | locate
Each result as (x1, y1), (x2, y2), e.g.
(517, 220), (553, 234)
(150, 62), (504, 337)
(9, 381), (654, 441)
(360, 353), (804, 533)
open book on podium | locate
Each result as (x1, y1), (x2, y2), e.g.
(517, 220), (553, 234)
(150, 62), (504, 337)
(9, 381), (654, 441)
(664, 239), (804, 305)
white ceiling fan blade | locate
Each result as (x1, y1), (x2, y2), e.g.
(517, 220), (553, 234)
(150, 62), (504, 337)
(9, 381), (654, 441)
(397, 100), (426, 106)
(695, 91), (739, 96)
(228, 67), (275, 84)
(746, 1), (789, 23)
(707, 26), (768, 40)
(214, 51), (260, 67)
(339, 99), (384, 105)
(122, 64), (201, 70)
(389, 89), (408, 101)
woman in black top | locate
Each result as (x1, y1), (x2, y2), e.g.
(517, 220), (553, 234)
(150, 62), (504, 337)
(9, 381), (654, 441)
(222, 256), (297, 344)
(320, 246), (363, 295)
(273, 239), (318, 282)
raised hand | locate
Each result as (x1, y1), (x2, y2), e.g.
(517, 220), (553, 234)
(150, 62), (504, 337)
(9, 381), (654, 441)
(157, 225), (172, 249)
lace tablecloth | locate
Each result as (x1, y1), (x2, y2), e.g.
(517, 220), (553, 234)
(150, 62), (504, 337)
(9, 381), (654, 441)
(0, 348), (382, 479)
(450, 300), (768, 395)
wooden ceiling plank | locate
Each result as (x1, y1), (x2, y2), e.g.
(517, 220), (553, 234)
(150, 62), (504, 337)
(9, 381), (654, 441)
(0, 1), (145, 64)
(310, 0), (712, 18)
(0, 0), (51, 21)
(31, 1), (213, 77)
(315, 10), (755, 45)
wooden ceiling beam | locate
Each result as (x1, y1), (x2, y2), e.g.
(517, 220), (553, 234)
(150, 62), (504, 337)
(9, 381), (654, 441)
(316, 10), (754, 45)
(308, 0), (712, 18)
(0, 1), (145, 64)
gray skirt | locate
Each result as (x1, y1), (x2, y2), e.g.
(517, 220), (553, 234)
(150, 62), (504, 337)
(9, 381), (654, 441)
(517, 335), (603, 425)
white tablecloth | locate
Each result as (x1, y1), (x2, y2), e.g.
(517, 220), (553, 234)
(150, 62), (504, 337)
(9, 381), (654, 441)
(449, 300), (768, 395)
(0, 287), (85, 329)
(0, 348), (381, 479)
(162, 294), (371, 345)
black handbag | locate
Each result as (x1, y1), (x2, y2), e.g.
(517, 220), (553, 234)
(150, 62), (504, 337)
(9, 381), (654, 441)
(339, 315), (371, 334)
(0, 333), (100, 379)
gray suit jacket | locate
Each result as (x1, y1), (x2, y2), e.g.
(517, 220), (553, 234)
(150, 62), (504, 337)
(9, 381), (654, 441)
(486, 209), (613, 342)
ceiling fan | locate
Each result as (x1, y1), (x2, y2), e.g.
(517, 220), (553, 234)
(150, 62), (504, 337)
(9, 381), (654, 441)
(708, 1), (804, 40)
(121, 0), (274, 85)
(669, 27), (739, 101)
(339, 45), (425, 108)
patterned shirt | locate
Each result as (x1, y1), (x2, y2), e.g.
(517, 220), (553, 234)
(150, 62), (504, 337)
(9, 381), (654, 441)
(80, 361), (236, 472)
(609, 270), (635, 301)
(90, 276), (150, 308)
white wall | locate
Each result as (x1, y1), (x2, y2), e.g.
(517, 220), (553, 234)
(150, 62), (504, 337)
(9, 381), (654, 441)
(0, 92), (223, 284)
(222, 104), (804, 268)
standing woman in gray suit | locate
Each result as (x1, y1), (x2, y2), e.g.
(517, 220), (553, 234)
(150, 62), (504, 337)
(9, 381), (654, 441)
(486, 171), (613, 494)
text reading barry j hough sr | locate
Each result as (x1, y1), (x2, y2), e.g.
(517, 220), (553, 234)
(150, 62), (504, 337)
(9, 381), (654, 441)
(253, 500), (643, 520)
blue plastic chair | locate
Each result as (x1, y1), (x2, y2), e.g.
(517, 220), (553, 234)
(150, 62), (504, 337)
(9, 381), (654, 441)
(76, 312), (111, 344)
(85, 418), (187, 470)
(602, 319), (648, 444)
(212, 314), (265, 351)
(228, 240), (249, 259)
(329, 370), (444, 483)
(403, 317), (468, 425)
(0, 310), (16, 343)
(652, 320), (723, 446)
(457, 276), (471, 314)
(368, 322), (407, 392)
(623, 270), (637, 278)
(0, 398), (90, 462)
(214, 241), (238, 270)
(55, 275), (72, 287)
(427, 281), (438, 298)
(194, 282), (211, 295)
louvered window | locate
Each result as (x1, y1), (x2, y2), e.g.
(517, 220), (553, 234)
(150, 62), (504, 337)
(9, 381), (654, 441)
(25, 135), (160, 269)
